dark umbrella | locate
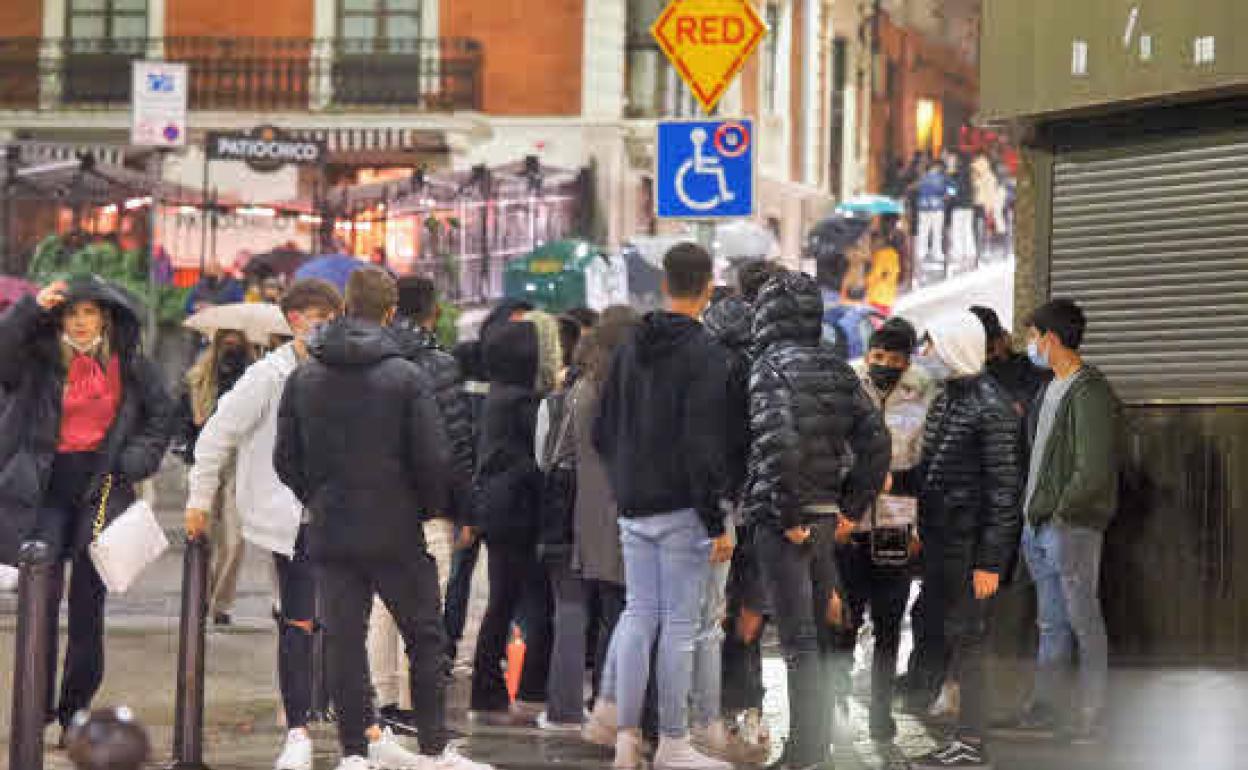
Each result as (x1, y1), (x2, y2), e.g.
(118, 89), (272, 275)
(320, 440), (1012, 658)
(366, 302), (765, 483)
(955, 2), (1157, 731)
(805, 214), (871, 259)
(293, 254), (367, 291)
(245, 247), (310, 279)
(0, 275), (37, 313)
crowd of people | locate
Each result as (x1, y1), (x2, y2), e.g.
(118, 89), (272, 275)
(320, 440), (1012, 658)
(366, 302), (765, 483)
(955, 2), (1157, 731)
(0, 239), (1123, 770)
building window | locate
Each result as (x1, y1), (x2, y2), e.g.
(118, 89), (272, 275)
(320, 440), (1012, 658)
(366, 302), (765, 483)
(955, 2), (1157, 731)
(338, 0), (423, 45)
(762, 3), (780, 112)
(624, 0), (699, 118)
(67, 0), (148, 40)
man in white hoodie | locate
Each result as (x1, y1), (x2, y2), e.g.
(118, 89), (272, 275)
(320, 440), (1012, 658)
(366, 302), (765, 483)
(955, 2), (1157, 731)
(908, 312), (1022, 770)
(184, 279), (427, 770)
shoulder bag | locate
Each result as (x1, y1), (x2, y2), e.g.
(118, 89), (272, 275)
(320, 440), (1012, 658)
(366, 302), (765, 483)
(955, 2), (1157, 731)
(88, 475), (170, 593)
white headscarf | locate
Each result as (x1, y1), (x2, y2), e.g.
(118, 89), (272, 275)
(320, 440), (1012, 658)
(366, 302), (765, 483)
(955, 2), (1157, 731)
(926, 311), (987, 378)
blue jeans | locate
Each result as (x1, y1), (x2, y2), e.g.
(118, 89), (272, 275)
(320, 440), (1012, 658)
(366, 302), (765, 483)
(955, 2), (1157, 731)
(1022, 521), (1108, 718)
(692, 559), (730, 727)
(615, 510), (712, 738)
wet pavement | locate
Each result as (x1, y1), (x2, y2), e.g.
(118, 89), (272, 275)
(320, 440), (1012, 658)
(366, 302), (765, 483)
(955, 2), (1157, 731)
(2, 468), (1245, 769)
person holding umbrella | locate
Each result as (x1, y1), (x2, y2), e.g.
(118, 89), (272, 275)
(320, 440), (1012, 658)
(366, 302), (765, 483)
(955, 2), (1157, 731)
(0, 276), (173, 745)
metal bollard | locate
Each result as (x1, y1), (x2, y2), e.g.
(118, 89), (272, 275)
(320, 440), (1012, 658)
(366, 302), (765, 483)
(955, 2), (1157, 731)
(169, 536), (211, 769)
(9, 540), (55, 770)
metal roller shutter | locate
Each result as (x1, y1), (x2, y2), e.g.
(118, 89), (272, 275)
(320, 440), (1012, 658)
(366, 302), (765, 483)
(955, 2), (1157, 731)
(1049, 132), (1248, 404)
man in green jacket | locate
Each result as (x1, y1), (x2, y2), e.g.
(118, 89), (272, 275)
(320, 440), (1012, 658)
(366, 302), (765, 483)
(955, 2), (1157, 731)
(1003, 299), (1122, 744)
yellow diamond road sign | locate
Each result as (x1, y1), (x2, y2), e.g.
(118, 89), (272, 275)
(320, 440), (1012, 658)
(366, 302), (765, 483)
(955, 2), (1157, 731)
(651, 0), (767, 114)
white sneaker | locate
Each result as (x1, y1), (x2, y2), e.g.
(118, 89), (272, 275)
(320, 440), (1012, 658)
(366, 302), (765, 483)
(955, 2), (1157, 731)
(614, 730), (644, 770)
(435, 744), (495, 770)
(584, 700), (619, 747)
(369, 727), (434, 770)
(275, 730), (313, 770)
(654, 736), (732, 770)
(0, 564), (17, 593)
(333, 757), (374, 770)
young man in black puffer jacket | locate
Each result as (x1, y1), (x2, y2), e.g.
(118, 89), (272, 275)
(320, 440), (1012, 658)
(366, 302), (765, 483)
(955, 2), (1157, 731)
(746, 270), (892, 770)
(908, 310), (1022, 770)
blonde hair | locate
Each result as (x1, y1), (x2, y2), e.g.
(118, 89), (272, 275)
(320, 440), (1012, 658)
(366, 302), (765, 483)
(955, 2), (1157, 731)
(522, 310), (563, 394)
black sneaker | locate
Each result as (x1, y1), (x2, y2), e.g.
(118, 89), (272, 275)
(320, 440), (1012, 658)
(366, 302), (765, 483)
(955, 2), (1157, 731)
(378, 705), (421, 738)
(990, 704), (1057, 740)
(909, 739), (992, 769)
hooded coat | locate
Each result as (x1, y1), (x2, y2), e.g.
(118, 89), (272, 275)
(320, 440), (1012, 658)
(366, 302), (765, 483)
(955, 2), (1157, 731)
(744, 272), (891, 532)
(390, 320), (475, 522)
(472, 320), (545, 544)
(0, 278), (173, 565)
(274, 317), (449, 562)
(919, 311), (1022, 574)
(593, 310), (733, 537)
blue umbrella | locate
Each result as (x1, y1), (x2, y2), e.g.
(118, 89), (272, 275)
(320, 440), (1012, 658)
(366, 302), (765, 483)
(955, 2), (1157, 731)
(835, 194), (904, 217)
(294, 254), (367, 290)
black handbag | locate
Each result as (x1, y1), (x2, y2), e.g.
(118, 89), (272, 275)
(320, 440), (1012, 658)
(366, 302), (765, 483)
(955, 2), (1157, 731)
(537, 390), (577, 566)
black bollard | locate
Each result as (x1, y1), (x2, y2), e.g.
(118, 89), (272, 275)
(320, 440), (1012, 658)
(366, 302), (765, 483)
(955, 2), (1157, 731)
(9, 540), (55, 770)
(169, 536), (211, 769)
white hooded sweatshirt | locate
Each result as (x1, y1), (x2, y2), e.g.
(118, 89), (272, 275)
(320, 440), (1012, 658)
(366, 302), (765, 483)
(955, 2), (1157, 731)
(926, 311), (987, 379)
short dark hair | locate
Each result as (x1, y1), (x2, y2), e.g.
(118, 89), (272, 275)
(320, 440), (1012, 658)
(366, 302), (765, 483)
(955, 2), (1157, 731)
(1027, 298), (1087, 350)
(869, 317), (918, 356)
(662, 242), (713, 299)
(397, 276), (438, 323)
(968, 305), (1007, 342)
(279, 278), (342, 318)
(737, 260), (782, 303)
(345, 266), (398, 323)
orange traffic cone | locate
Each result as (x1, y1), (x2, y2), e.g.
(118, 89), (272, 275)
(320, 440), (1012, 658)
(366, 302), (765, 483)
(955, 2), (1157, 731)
(505, 624), (526, 702)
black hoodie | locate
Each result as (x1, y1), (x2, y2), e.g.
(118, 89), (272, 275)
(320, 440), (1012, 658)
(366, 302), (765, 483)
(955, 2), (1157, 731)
(702, 295), (754, 502)
(274, 317), (449, 562)
(593, 310), (732, 537)
(471, 320), (543, 544)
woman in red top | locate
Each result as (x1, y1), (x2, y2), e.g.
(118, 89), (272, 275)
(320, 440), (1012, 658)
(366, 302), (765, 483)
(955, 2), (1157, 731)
(0, 276), (171, 741)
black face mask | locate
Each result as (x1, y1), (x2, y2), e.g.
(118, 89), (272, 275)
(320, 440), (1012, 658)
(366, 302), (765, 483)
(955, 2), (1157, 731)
(216, 346), (249, 383)
(869, 364), (904, 393)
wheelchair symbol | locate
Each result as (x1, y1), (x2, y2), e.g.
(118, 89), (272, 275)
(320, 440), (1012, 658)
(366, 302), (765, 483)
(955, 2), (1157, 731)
(675, 128), (736, 212)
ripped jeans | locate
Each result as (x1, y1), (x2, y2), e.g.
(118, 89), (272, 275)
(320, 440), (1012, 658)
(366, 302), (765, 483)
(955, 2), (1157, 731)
(273, 526), (316, 729)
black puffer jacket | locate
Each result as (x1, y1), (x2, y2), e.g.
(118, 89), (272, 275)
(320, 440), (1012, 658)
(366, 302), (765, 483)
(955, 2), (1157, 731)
(919, 375), (1022, 573)
(702, 295), (753, 502)
(745, 272), (891, 532)
(472, 320), (543, 545)
(0, 279), (173, 565)
(275, 318), (449, 562)
(391, 321), (475, 522)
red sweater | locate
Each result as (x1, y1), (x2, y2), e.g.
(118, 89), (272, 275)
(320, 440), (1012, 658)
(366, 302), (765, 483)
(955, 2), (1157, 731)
(58, 354), (123, 454)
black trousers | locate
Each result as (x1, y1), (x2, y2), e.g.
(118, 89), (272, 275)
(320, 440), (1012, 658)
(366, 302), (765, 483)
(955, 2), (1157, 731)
(937, 540), (993, 740)
(33, 453), (107, 728)
(273, 525), (316, 729)
(907, 527), (950, 702)
(835, 537), (912, 740)
(755, 525), (839, 767)
(444, 529), (480, 656)
(471, 539), (552, 711)
(320, 551), (448, 758)
(722, 526), (766, 714)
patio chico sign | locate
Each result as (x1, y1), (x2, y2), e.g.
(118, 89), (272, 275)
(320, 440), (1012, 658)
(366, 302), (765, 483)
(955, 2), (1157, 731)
(206, 126), (327, 173)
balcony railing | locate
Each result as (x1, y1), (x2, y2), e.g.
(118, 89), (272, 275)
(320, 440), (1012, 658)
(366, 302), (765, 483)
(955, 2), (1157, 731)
(0, 37), (483, 111)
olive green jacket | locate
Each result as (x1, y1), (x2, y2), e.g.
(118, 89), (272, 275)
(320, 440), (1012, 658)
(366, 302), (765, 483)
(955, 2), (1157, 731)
(1024, 366), (1123, 530)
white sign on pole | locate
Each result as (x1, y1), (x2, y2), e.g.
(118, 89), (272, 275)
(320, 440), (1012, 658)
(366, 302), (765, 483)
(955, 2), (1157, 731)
(131, 61), (188, 148)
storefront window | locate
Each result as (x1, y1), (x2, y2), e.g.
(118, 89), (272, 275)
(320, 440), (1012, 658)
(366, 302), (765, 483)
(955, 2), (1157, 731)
(67, 0), (147, 40)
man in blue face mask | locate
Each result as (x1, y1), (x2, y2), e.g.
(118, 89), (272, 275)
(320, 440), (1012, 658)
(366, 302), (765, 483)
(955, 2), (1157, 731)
(996, 299), (1123, 746)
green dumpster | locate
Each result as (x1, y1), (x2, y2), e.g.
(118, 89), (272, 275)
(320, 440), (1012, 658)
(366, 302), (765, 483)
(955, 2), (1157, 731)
(503, 240), (600, 313)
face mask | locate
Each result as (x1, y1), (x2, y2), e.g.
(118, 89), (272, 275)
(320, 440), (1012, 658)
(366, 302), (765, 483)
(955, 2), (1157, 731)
(62, 333), (102, 355)
(1027, 340), (1051, 370)
(869, 364), (904, 393)
(217, 346), (249, 377)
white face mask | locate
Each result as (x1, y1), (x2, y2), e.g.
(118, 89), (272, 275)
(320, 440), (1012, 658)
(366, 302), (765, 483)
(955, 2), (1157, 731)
(62, 333), (103, 355)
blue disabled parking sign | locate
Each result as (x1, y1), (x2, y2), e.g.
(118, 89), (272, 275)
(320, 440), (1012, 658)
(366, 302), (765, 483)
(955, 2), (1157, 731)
(656, 118), (754, 219)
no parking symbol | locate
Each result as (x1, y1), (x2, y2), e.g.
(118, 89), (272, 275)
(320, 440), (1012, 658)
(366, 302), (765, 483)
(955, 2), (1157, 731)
(656, 118), (755, 219)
